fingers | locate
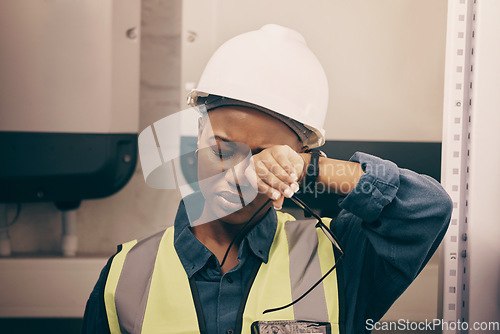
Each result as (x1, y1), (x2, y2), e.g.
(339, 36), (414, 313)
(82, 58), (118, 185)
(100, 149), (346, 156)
(260, 160), (296, 189)
(270, 147), (303, 181)
(251, 146), (302, 201)
(273, 196), (285, 210)
(257, 160), (298, 197)
(256, 177), (281, 201)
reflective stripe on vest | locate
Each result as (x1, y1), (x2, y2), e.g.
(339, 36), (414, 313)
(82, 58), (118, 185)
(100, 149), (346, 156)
(104, 211), (340, 334)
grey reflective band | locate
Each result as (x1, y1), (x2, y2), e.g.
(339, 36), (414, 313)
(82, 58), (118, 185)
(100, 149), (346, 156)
(114, 230), (164, 334)
(285, 219), (330, 322)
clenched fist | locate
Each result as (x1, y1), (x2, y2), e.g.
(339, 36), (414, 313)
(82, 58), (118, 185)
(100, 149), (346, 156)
(249, 145), (306, 209)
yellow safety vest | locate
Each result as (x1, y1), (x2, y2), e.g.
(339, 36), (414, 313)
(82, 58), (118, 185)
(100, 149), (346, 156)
(104, 212), (340, 334)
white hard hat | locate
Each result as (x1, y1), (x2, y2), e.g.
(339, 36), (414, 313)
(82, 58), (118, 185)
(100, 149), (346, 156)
(188, 24), (329, 148)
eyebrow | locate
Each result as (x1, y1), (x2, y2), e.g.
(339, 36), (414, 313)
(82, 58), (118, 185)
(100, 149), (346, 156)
(208, 135), (267, 154)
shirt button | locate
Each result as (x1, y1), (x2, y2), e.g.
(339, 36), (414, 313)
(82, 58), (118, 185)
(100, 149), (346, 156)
(226, 275), (233, 283)
(361, 182), (374, 193)
(226, 329), (234, 334)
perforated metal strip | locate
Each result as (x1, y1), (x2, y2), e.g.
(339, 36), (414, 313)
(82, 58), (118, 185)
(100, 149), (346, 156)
(440, 0), (476, 332)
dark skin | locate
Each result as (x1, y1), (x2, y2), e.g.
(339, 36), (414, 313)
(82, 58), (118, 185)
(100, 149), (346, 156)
(192, 106), (364, 273)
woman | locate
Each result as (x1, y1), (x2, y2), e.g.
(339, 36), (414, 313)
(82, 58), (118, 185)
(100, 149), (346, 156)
(82, 24), (453, 334)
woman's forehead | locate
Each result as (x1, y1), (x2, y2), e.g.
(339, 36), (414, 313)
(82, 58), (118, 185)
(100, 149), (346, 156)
(204, 106), (300, 147)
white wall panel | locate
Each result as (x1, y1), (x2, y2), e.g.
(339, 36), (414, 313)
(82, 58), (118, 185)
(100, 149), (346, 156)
(182, 0), (448, 142)
(467, 0), (500, 326)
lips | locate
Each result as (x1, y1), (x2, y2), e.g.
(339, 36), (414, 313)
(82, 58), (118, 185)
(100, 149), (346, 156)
(217, 190), (243, 204)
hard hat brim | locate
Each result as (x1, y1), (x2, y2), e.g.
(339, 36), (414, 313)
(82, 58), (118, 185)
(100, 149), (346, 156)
(189, 92), (325, 148)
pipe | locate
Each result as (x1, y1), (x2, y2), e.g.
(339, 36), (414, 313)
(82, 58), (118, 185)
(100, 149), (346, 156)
(61, 209), (78, 257)
(0, 203), (11, 257)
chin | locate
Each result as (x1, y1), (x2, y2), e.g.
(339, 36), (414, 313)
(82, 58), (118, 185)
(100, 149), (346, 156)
(219, 207), (258, 225)
(204, 193), (269, 225)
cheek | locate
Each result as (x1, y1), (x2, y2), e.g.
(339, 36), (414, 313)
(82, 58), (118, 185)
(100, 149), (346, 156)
(197, 153), (227, 197)
(251, 192), (269, 206)
(197, 152), (224, 180)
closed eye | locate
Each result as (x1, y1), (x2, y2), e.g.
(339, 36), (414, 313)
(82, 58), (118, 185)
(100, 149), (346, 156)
(211, 145), (235, 160)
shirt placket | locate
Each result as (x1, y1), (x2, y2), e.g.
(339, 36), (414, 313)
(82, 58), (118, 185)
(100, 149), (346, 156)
(217, 269), (242, 334)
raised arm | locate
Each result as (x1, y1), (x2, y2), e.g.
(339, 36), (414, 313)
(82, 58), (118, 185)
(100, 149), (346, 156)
(322, 152), (452, 329)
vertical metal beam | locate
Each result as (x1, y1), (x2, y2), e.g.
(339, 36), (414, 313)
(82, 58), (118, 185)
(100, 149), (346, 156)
(440, 0), (476, 332)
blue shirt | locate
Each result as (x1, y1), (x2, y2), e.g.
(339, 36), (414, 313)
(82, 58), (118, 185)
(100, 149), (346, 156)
(81, 152), (453, 334)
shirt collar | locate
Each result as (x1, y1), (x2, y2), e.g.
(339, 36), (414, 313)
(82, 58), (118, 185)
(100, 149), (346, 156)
(173, 198), (277, 278)
(173, 200), (213, 278)
(242, 207), (277, 263)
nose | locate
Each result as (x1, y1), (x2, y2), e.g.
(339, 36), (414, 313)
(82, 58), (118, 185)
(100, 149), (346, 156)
(224, 158), (250, 188)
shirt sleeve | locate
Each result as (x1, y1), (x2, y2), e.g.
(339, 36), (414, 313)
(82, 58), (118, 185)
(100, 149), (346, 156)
(81, 257), (114, 334)
(333, 152), (453, 328)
